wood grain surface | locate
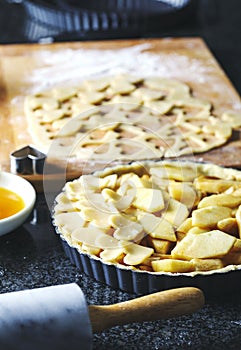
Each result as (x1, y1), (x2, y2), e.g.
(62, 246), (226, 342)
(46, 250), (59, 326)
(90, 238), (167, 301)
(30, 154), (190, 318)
(0, 37), (240, 191)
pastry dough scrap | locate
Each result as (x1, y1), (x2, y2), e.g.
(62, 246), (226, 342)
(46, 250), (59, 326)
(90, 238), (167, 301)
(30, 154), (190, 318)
(25, 75), (240, 160)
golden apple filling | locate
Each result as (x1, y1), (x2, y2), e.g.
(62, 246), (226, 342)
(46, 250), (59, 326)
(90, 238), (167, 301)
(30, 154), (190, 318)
(53, 160), (241, 274)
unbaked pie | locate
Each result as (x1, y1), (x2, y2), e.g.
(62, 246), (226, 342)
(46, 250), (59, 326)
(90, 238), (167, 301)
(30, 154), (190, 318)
(53, 160), (241, 275)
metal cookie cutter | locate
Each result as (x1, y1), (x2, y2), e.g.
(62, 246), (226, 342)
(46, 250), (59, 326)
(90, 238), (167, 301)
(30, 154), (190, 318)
(10, 145), (46, 175)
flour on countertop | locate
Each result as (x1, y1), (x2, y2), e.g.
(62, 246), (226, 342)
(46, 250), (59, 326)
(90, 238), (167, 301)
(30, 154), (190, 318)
(27, 44), (214, 93)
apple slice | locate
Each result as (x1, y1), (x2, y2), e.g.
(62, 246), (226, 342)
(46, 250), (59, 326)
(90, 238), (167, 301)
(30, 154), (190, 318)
(163, 198), (189, 227)
(192, 206), (232, 229)
(132, 188), (165, 212)
(152, 259), (195, 273)
(172, 230), (236, 259)
(138, 212), (176, 242)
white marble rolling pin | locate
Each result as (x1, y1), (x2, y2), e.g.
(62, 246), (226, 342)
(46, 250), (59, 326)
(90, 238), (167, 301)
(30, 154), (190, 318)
(0, 284), (204, 350)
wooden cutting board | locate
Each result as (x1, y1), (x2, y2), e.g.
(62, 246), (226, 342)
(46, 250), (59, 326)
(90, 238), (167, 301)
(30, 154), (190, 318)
(0, 37), (240, 191)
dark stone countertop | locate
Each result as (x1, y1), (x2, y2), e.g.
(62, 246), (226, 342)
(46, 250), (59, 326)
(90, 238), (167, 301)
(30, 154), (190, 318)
(0, 1), (241, 349)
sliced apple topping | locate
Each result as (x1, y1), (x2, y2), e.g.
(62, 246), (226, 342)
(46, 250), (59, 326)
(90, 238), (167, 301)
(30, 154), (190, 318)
(192, 206), (232, 229)
(102, 187), (135, 211)
(138, 212), (176, 242)
(198, 193), (241, 209)
(163, 198), (189, 227)
(132, 188), (165, 212)
(53, 160), (241, 273)
(168, 182), (197, 208)
(121, 242), (154, 266)
(54, 211), (85, 232)
(152, 259), (195, 273)
(172, 230), (236, 259)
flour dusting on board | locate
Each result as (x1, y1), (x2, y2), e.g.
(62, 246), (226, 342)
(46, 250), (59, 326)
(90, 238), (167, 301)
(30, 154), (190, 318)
(27, 44), (213, 93)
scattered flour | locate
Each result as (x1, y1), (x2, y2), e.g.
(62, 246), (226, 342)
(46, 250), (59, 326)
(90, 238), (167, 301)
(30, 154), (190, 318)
(27, 43), (214, 93)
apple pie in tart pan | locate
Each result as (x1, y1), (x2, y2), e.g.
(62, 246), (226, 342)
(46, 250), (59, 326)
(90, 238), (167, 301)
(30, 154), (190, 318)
(52, 159), (241, 296)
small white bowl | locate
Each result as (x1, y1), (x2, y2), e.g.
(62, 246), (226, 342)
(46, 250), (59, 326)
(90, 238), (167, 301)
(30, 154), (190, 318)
(0, 172), (36, 236)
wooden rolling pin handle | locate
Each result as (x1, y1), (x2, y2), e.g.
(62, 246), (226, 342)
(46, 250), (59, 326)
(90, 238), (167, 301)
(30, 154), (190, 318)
(89, 287), (205, 333)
